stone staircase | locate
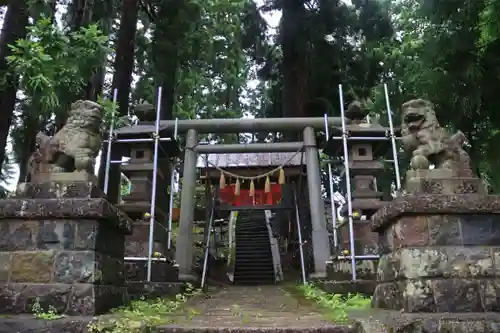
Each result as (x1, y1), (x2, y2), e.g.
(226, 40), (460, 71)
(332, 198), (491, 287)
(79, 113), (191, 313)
(233, 210), (275, 285)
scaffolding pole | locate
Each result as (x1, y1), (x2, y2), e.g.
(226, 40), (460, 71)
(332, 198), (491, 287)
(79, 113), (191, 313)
(103, 137), (174, 143)
(336, 254), (379, 260)
(325, 254), (379, 263)
(324, 114), (338, 248)
(329, 136), (402, 141)
(146, 86), (162, 282)
(384, 84), (402, 190)
(167, 118), (179, 249)
(338, 84), (357, 281)
(125, 257), (174, 262)
(201, 195), (216, 289)
(103, 88), (118, 194)
(293, 189), (307, 285)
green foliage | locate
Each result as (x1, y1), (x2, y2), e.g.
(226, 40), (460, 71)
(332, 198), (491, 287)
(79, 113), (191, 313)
(132, 0), (265, 145)
(97, 95), (130, 130)
(6, 0), (500, 197)
(87, 284), (201, 332)
(7, 16), (111, 113)
(369, 0), (500, 192)
(296, 284), (371, 322)
(31, 297), (63, 320)
(120, 183), (131, 197)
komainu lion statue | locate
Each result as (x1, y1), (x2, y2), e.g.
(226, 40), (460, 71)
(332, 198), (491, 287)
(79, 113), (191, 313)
(400, 99), (471, 171)
(33, 100), (103, 177)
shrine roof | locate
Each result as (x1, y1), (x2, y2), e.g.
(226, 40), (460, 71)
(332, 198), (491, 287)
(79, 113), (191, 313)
(196, 152), (304, 169)
(112, 123), (170, 137)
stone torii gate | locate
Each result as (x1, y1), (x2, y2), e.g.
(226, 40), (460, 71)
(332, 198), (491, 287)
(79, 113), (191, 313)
(154, 117), (347, 281)
(107, 113), (349, 281)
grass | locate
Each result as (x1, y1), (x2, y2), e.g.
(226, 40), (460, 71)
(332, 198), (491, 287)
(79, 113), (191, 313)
(32, 298), (64, 320)
(295, 283), (371, 322)
(87, 283), (201, 333)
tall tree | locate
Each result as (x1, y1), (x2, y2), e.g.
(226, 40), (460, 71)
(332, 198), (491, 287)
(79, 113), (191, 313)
(0, 0), (29, 170)
(112, 0), (140, 117)
(8, 16), (110, 181)
(146, 0), (200, 120)
(99, 0), (140, 203)
(281, 0), (307, 120)
(67, 0), (114, 100)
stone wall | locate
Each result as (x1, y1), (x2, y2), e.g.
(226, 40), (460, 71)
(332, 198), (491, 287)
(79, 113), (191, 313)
(354, 173), (500, 333)
(374, 209), (500, 312)
(0, 194), (132, 316)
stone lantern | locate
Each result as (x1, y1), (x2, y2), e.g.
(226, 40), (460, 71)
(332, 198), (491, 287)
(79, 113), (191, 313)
(322, 101), (392, 294)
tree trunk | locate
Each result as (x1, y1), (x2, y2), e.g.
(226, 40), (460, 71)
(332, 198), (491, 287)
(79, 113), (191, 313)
(152, 0), (200, 120)
(18, 113), (39, 183)
(68, 0), (94, 31)
(67, 0), (97, 103)
(0, 1), (29, 169)
(111, 0), (139, 117)
(84, 0), (113, 101)
(281, 0), (307, 140)
(98, 0), (139, 203)
(152, 2), (179, 121)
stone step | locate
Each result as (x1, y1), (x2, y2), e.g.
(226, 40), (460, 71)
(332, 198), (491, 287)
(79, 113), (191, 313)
(157, 286), (352, 332)
(155, 325), (353, 333)
(234, 210), (274, 285)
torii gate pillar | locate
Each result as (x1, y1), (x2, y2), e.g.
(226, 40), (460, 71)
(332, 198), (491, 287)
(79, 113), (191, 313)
(175, 128), (198, 282)
(304, 126), (330, 277)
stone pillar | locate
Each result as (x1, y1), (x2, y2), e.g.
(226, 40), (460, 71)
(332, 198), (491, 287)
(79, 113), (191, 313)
(175, 128), (198, 281)
(358, 168), (500, 331)
(0, 179), (132, 316)
(303, 126), (330, 277)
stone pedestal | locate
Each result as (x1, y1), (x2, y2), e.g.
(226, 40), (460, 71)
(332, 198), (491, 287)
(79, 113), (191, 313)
(0, 180), (132, 316)
(125, 221), (177, 278)
(357, 170), (500, 333)
(339, 221), (379, 255)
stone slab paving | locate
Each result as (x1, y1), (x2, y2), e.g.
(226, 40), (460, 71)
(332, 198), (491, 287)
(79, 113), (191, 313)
(0, 314), (95, 333)
(158, 285), (348, 330)
(0, 286), (353, 333)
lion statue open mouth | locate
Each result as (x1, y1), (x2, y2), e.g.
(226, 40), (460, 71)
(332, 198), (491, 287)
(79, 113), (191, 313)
(400, 99), (471, 172)
(27, 100), (104, 182)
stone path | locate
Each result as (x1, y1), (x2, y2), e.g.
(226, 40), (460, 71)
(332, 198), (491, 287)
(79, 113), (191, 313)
(159, 285), (341, 329)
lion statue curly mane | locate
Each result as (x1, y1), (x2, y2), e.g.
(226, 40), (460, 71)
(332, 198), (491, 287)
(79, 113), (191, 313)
(400, 99), (471, 172)
(29, 100), (103, 179)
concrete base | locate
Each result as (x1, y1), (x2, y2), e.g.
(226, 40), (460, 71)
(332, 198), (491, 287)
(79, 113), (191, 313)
(308, 272), (327, 279)
(178, 273), (199, 284)
(326, 259), (377, 281)
(125, 261), (179, 282)
(318, 280), (376, 296)
(126, 282), (183, 300)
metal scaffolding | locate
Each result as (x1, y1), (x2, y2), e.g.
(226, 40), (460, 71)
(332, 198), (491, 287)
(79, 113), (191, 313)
(103, 87), (180, 282)
(323, 83), (402, 281)
(102, 83), (403, 283)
